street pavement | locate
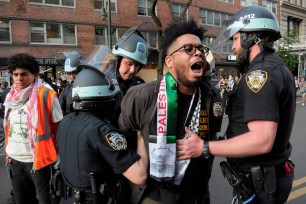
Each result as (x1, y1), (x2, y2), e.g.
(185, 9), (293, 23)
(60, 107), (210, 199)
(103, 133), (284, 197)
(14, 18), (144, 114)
(0, 117), (12, 204)
(0, 97), (306, 203)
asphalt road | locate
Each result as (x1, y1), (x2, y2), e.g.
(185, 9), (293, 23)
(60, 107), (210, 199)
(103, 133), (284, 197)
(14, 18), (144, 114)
(210, 98), (306, 203)
(0, 97), (306, 203)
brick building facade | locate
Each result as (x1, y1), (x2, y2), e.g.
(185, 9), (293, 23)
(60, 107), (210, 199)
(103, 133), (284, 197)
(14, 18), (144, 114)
(0, 0), (280, 82)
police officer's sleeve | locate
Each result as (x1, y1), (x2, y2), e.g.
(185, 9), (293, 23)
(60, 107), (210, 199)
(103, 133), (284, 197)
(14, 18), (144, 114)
(91, 126), (140, 174)
(243, 69), (280, 123)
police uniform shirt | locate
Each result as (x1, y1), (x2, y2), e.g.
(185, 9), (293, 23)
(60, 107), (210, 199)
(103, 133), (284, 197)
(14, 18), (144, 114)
(226, 52), (295, 168)
(58, 112), (140, 189)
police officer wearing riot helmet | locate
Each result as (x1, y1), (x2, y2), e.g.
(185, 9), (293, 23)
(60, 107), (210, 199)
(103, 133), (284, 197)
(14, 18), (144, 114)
(108, 29), (148, 129)
(184, 6), (295, 204)
(59, 53), (83, 115)
(56, 64), (148, 204)
(109, 29), (148, 152)
(112, 29), (147, 96)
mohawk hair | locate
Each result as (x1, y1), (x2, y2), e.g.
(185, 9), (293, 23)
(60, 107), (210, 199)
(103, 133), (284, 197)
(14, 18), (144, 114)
(161, 19), (206, 60)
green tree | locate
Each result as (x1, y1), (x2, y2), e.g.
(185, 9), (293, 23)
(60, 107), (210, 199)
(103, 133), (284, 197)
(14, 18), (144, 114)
(276, 31), (300, 72)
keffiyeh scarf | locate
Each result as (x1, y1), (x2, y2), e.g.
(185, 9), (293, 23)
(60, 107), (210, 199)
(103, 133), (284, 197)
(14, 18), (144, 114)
(149, 72), (201, 185)
(4, 80), (40, 150)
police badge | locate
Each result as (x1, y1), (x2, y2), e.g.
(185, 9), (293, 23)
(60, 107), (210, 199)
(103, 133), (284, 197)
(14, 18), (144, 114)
(246, 70), (268, 93)
(105, 132), (127, 150)
(213, 102), (223, 117)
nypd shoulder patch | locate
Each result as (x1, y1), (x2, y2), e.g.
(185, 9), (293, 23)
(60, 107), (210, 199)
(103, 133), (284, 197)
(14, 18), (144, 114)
(213, 102), (223, 118)
(105, 132), (127, 150)
(246, 70), (268, 93)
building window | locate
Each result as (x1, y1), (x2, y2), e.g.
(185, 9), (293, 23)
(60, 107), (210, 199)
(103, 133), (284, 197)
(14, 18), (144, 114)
(29, 0), (74, 7)
(30, 22), (76, 44)
(262, 0), (277, 15)
(287, 17), (300, 34)
(218, 0), (234, 3)
(0, 19), (10, 43)
(95, 27), (117, 47)
(172, 3), (188, 21)
(94, 0), (117, 12)
(138, 0), (152, 16)
(241, 0), (258, 6)
(141, 31), (157, 48)
(200, 9), (232, 27)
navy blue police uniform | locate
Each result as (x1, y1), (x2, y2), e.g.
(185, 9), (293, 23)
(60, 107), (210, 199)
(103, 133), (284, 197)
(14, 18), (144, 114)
(59, 84), (73, 115)
(57, 111), (140, 204)
(225, 51), (295, 203)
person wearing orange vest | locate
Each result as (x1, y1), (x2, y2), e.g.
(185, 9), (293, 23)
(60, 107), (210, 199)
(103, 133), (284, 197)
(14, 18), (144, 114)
(4, 53), (63, 204)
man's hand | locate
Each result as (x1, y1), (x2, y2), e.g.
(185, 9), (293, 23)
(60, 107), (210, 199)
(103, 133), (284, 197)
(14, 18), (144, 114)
(176, 127), (203, 160)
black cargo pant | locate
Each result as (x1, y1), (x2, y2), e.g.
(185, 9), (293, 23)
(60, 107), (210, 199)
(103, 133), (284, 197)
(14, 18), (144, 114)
(234, 166), (294, 204)
(253, 170), (294, 204)
(7, 158), (52, 204)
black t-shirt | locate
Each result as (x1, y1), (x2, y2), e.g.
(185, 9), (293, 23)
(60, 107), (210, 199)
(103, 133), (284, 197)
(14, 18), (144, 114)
(226, 52), (295, 168)
(57, 112), (140, 189)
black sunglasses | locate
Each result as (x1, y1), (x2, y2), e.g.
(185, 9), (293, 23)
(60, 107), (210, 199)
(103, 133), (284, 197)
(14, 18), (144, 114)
(169, 44), (210, 56)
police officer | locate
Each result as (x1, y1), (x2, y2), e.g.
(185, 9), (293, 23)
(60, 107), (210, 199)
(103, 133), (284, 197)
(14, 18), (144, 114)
(190, 6), (295, 204)
(108, 29), (148, 130)
(59, 52), (83, 115)
(56, 53), (148, 204)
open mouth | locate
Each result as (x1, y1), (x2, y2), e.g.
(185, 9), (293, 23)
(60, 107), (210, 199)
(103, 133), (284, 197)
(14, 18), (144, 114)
(191, 62), (203, 74)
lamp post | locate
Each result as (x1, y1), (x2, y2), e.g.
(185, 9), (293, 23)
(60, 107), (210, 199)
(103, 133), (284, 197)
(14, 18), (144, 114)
(298, 54), (301, 84)
(100, 0), (112, 49)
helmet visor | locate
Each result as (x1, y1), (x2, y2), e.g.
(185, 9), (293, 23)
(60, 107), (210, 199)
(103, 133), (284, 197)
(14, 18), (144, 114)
(80, 45), (117, 83)
(63, 51), (84, 72)
(213, 19), (250, 49)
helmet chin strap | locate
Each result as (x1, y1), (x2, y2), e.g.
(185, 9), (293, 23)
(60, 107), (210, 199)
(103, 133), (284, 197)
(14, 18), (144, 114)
(238, 33), (261, 73)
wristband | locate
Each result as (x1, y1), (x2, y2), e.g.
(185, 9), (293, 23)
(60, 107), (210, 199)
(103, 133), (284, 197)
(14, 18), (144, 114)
(201, 140), (210, 159)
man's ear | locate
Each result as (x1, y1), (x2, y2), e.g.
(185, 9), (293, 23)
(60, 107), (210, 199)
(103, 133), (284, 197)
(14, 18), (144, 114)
(165, 56), (172, 69)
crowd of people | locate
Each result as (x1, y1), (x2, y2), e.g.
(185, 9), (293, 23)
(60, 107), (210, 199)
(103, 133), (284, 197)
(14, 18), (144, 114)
(0, 5), (298, 204)
(215, 74), (240, 111)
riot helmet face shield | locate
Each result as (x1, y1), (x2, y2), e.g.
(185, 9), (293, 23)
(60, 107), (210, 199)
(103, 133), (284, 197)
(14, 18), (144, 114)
(214, 19), (249, 50)
(73, 45), (120, 118)
(63, 51), (84, 73)
(112, 26), (149, 70)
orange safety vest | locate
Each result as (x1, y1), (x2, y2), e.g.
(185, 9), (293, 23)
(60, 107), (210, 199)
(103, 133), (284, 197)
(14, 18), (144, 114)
(5, 86), (59, 170)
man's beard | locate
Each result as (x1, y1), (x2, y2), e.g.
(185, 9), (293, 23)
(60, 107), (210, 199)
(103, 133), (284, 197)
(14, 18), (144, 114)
(236, 47), (249, 73)
(176, 74), (202, 89)
(173, 63), (202, 89)
(235, 47), (243, 63)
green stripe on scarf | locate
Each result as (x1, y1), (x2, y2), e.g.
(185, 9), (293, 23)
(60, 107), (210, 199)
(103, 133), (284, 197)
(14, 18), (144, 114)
(165, 73), (177, 141)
